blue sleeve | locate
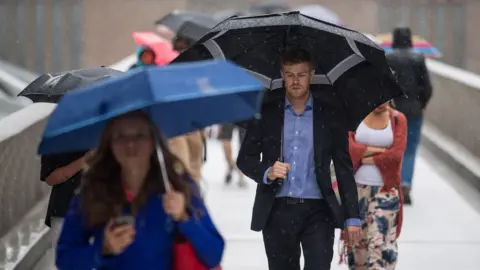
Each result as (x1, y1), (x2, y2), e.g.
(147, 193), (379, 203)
(263, 167), (272, 185)
(56, 196), (116, 270)
(177, 185), (225, 268)
(344, 218), (361, 227)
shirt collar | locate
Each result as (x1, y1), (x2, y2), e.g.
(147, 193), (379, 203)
(285, 95), (313, 111)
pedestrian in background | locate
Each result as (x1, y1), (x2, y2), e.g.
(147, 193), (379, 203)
(218, 123), (247, 188)
(386, 26), (433, 204)
(55, 111), (223, 270)
(343, 101), (407, 269)
(40, 150), (93, 263)
(129, 46), (157, 70)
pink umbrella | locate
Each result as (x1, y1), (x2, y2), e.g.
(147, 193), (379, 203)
(132, 32), (178, 65)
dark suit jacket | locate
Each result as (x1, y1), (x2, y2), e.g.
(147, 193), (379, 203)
(40, 152), (86, 227)
(236, 90), (359, 232)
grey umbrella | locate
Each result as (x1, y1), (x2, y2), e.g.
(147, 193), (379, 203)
(155, 10), (215, 33)
(18, 67), (124, 103)
(247, 2), (291, 14)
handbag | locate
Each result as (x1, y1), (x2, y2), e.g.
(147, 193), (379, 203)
(173, 236), (222, 270)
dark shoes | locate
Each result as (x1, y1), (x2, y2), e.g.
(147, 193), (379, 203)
(402, 186), (412, 205)
(225, 166), (247, 188)
(225, 167), (233, 184)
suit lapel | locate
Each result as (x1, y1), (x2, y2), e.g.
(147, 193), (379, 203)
(312, 94), (325, 167)
(263, 90), (285, 161)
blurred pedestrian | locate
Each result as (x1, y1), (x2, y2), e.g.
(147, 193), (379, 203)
(386, 26), (433, 205)
(156, 24), (175, 41)
(218, 124), (247, 187)
(40, 150), (93, 262)
(56, 111), (224, 270)
(344, 101), (407, 269)
(173, 36), (193, 52)
(129, 45), (157, 70)
(169, 131), (205, 184)
(168, 36), (206, 184)
(237, 48), (361, 270)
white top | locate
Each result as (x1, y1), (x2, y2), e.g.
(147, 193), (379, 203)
(354, 120), (394, 186)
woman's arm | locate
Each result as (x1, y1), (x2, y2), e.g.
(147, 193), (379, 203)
(371, 113), (407, 169)
(177, 193), (224, 268)
(348, 132), (367, 170)
(56, 196), (116, 269)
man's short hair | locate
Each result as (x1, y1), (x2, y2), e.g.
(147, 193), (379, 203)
(280, 47), (314, 68)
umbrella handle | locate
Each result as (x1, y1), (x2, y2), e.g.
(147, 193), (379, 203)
(155, 140), (171, 193)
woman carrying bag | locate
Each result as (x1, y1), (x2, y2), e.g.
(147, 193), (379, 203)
(339, 102), (407, 270)
(55, 111), (224, 270)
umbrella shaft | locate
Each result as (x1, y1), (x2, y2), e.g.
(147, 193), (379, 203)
(156, 142), (171, 193)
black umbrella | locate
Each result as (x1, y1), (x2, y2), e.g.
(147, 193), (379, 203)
(176, 18), (218, 42)
(155, 10), (216, 33)
(173, 11), (403, 130)
(18, 67), (124, 103)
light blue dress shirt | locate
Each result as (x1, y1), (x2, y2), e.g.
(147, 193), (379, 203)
(263, 96), (360, 227)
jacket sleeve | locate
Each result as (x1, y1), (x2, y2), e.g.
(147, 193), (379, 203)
(177, 187), (225, 268)
(348, 132), (367, 171)
(417, 57), (433, 108)
(372, 112), (408, 189)
(236, 118), (272, 184)
(56, 196), (116, 270)
(330, 110), (359, 220)
(40, 155), (57, 182)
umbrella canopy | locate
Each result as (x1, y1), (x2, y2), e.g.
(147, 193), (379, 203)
(132, 32), (178, 65)
(37, 60), (264, 155)
(173, 11), (403, 130)
(375, 33), (442, 58)
(18, 67), (124, 103)
(176, 19), (217, 42)
(155, 10), (216, 33)
(212, 9), (246, 21)
(296, 4), (342, 25)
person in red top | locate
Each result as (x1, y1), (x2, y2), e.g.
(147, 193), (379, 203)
(341, 101), (407, 270)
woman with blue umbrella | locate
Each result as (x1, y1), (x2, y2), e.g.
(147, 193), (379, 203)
(37, 60), (264, 269)
(56, 111), (223, 270)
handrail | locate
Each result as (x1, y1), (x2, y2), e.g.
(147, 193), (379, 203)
(426, 58), (480, 91)
(0, 54), (136, 270)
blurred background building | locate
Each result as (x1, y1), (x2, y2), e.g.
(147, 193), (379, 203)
(0, 0), (478, 73)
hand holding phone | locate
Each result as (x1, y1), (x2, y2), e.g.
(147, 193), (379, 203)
(103, 216), (135, 255)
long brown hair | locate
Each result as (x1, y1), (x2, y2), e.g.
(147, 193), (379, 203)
(79, 112), (192, 228)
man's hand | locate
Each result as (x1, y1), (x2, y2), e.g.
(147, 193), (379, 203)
(267, 161), (290, 181)
(45, 169), (69, 186)
(45, 155), (89, 186)
(85, 150), (96, 159)
(344, 226), (362, 246)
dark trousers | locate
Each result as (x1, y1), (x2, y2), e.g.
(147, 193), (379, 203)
(262, 198), (335, 270)
(402, 116), (423, 187)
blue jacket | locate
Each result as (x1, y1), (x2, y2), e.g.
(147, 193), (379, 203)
(56, 186), (224, 269)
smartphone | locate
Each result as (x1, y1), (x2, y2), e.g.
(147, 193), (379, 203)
(112, 215), (135, 228)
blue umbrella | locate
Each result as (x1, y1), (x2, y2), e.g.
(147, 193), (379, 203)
(38, 60), (264, 155)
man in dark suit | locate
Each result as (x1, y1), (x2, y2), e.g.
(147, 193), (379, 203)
(41, 150), (92, 263)
(237, 48), (361, 270)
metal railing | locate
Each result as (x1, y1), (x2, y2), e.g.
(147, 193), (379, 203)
(0, 55), (134, 270)
(1, 53), (480, 269)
